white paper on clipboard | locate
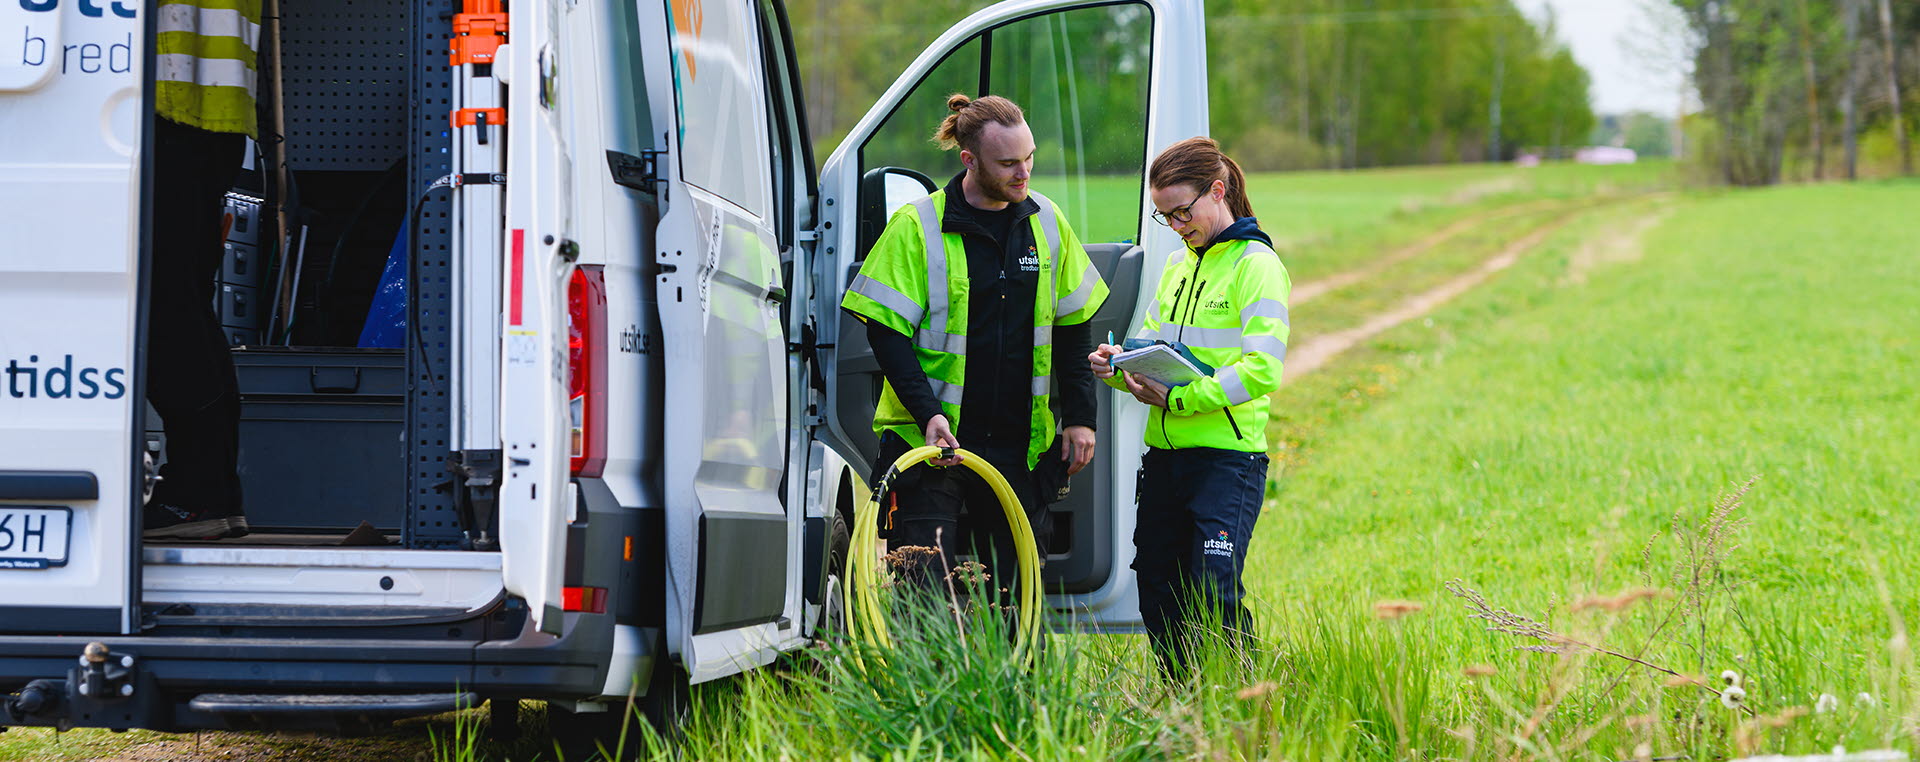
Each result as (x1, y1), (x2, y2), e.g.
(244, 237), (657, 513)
(1110, 343), (1209, 387)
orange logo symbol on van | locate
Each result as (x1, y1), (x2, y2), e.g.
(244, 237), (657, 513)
(669, 0), (705, 80)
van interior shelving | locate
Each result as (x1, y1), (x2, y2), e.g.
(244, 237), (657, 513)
(139, 0), (486, 619)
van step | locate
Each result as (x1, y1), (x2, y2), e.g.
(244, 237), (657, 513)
(143, 601), (489, 626)
(188, 692), (479, 716)
(141, 546), (503, 610)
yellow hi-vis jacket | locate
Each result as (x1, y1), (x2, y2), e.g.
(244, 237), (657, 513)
(156, 0), (262, 137)
(1109, 236), (1290, 452)
(842, 189), (1109, 469)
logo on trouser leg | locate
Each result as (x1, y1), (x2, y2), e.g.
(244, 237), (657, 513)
(1203, 530), (1234, 557)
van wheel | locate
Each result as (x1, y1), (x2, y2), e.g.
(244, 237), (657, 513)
(816, 508), (851, 639)
(547, 650), (688, 759)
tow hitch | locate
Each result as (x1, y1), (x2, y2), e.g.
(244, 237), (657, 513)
(0, 642), (155, 730)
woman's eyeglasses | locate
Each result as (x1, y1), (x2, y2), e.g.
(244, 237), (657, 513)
(1151, 189), (1206, 226)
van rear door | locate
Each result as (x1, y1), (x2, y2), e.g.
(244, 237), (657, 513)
(496, 0), (576, 633)
(814, 0), (1210, 629)
(0, 0), (146, 633)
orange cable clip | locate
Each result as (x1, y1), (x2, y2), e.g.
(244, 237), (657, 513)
(450, 107), (506, 129)
(449, 0), (508, 66)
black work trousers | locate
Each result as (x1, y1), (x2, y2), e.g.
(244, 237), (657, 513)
(146, 118), (246, 515)
(1132, 446), (1269, 680)
(876, 435), (1047, 600)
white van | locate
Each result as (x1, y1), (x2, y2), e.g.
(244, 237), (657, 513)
(0, 0), (1206, 743)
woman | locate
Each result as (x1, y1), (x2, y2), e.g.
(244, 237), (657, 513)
(1089, 137), (1290, 678)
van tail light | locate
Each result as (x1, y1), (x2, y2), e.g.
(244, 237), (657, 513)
(567, 265), (607, 478)
(561, 586), (607, 613)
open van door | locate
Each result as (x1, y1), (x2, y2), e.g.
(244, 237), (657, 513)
(647, 0), (799, 682)
(496, 0), (576, 633)
(814, 0), (1209, 629)
(0, 1), (145, 634)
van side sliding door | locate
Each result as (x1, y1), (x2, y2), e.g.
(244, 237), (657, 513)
(0, 0), (145, 633)
(813, 0), (1209, 629)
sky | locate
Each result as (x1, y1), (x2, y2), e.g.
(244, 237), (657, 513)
(1512, 0), (1689, 116)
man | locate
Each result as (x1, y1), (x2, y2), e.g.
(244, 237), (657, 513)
(143, 0), (262, 539)
(841, 93), (1109, 590)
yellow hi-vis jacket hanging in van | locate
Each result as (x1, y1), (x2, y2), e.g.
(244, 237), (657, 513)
(842, 190), (1108, 469)
(155, 0), (263, 137)
(1109, 238), (1291, 452)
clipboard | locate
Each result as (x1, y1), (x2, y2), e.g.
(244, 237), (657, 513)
(1110, 341), (1213, 387)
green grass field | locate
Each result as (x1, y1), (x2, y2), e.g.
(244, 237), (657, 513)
(1243, 177), (1920, 758)
(8, 165), (1913, 761)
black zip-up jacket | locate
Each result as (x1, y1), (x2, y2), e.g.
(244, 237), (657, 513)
(864, 174), (1097, 452)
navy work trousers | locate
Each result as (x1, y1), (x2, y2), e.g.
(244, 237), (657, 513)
(146, 118), (246, 516)
(1132, 446), (1269, 679)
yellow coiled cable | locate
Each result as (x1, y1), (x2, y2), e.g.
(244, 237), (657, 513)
(843, 446), (1042, 663)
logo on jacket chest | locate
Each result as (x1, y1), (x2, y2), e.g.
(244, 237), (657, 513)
(1202, 297), (1231, 314)
(1018, 245), (1041, 273)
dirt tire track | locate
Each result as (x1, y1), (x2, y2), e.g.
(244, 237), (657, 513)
(1283, 206), (1599, 381)
(1290, 198), (1567, 306)
(1563, 194), (1676, 285)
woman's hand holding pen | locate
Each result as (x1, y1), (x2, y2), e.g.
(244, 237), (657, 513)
(1088, 343), (1120, 379)
(1089, 330), (1120, 380)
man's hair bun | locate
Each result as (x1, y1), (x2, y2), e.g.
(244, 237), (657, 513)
(933, 94), (1024, 152)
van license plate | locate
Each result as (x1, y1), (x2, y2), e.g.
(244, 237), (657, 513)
(0, 507), (72, 569)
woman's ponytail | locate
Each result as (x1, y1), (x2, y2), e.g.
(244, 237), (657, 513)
(1219, 153), (1253, 219)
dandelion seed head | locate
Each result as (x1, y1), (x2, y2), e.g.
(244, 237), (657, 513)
(1720, 669), (1742, 687)
(1856, 692), (1875, 706)
(1721, 685), (1747, 709)
(1815, 693), (1838, 713)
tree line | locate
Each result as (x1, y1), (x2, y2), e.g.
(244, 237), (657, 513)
(1672, 0), (1918, 184)
(785, 0), (1596, 173)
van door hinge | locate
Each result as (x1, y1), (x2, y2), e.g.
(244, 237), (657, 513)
(606, 149), (666, 197)
(796, 229), (819, 243)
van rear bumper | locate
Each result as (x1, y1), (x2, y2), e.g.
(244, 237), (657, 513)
(0, 610), (649, 732)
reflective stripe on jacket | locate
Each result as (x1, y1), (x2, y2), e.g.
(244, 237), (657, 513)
(1110, 237), (1290, 452)
(155, 0), (262, 137)
(842, 188), (1108, 468)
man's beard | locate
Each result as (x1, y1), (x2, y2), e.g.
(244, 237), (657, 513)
(979, 173), (1027, 204)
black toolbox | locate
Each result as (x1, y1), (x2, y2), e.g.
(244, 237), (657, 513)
(232, 347), (406, 534)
